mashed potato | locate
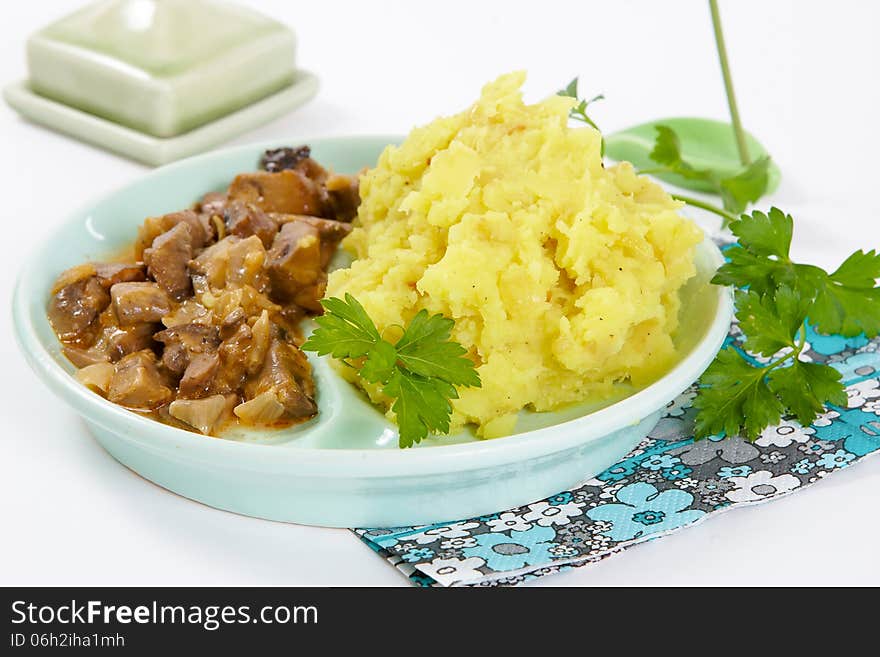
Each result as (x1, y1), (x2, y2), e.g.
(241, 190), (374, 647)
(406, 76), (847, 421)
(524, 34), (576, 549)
(327, 72), (703, 437)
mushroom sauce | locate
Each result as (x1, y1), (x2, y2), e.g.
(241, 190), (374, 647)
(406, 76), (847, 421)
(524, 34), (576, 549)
(47, 147), (359, 436)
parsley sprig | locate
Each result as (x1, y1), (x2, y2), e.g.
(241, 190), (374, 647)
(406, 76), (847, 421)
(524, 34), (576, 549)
(560, 85), (770, 224)
(302, 294), (481, 448)
(559, 73), (878, 441)
(557, 78), (604, 132)
(557, 78), (605, 156)
(713, 209), (880, 335)
(693, 208), (880, 440)
(643, 125), (771, 220)
(555, 1), (877, 442)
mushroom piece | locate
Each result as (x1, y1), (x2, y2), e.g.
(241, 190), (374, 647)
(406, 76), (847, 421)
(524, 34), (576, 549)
(325, 172), (360, 223)
(107, 350), (173, 410)
(224, 200), (277, 248)
(227, 169), (326, 215)
(75, 362), (116, 394)
(169, 394), (235, 434)
(106, 321), (158, 360)
(243, 338), (317, 421)
(94, 263), (147, 288)
(110, 282), (171, 326)
(266, 221), (322, 302)
(154, 323), (220, 378)
(233, 391), (285, 424)
(48, 273), (111, 343)
(190, 235), (268, 291)
(143, 222), (194, 300)
(178, 352), (221, 399)
(135, 209), (212, 258)
(63, 345), (111, 368)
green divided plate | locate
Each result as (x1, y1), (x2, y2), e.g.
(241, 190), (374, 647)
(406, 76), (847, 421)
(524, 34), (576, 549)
(12, 136), (733, 527)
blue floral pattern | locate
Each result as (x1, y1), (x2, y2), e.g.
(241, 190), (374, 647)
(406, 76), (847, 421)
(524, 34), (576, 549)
(718, 465), (752, 479)
(355, 302), (880, 586)
(586, 482), (704, 540)
(461, 525), (557, 570)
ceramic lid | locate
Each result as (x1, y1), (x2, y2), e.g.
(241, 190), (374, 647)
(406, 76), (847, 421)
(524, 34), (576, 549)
(40, 0), (291, 76)
(27, 0), (299, 137)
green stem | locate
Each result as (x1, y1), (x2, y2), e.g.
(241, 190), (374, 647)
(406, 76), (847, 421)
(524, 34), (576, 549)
(573, 112), (600, 132)
(709, 0), (750, 165)
(671, 193), (738, 224)
(636, 166), (673, 176)
(794, 323), (808, 353)
(761, 324), (808, 375)
(572, 112), (605, 156)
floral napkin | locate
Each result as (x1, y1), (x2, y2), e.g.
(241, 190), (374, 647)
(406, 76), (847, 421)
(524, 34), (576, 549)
(354, 321), (880, 586)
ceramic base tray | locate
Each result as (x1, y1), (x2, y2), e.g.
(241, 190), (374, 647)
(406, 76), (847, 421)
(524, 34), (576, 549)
(13, 136), (733, 527)
(3, 71), (319, 166)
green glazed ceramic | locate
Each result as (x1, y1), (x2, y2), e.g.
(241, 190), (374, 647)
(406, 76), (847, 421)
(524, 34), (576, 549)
(605, 117), (781, 194)
(3, 73), (319, 167)
(28, 0), (298, 137)
(12, 136), (733, 527)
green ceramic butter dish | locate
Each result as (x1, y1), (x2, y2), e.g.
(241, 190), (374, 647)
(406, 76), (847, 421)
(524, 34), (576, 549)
(4, 0), (319, 165)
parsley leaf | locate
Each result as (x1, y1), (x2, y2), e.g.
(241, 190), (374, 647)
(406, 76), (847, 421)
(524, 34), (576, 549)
(647, 125), (771, 218)
(558, 78), (605, 156)
(557, 77), (604, 132)
(693, 347), (784, 440)
(694, 207), (875, 441)
(718, 156), (771, 214)
(714, 209), (880, 337)
(711, 243), (795, 296)
(302, 296), (481, 448)
(384, 370), (454, 448)
(811, 250), (880, 336)
(360, 340), (398, 384)
(649, 126), (709, 181)
(395, 310), (482, 387)
(728, 206), (792, 257)
(712, 208), (823, 297)
(767, 361), (846, 427)
(735, 286), (805, 357)
(302, 293), (379, 358)
(826, 249), (880, 287)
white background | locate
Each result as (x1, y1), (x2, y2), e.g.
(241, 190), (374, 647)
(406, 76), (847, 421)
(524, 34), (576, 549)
(1, 0), (878, 586)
